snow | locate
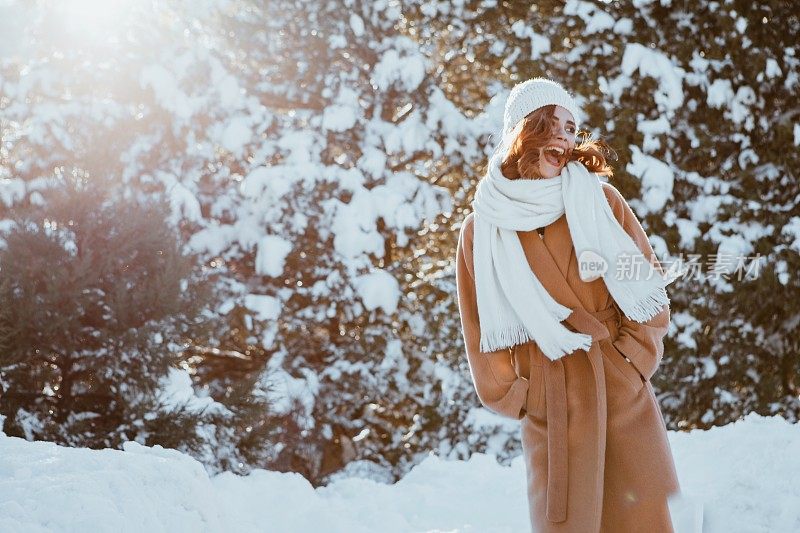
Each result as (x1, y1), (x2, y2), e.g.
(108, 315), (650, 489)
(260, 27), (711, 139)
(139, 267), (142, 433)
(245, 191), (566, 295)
(671, 311), (702, 350)
(637, 114), (671, 152)
(353, 269), (401, 314)
(262, 356), (318, 420)
(637, 115), (671, 136)
(255, 235), (293, 277)
(329, 191), (386, 259)
(381, 111), (429, 154)
(371, 39), (427, 92)
(378, 339), (410, 393)
(712, 234), (753, 280)
(706, 79), (756, 129)
(765, 58), (783, 78)
(612, 17), (633, 35)
(220, 116), (253, 157)
(1, 413), (798, 532)
(0, 436), (224, 533)
(674, 218), (702, 249)
(0, 219), (17, 250)
(140, 64), (196, 120)
(240, 166), (293, 200)
(626, 146), (674, 214)
(322, 87), (361, 133)
(158, 368), (232, 416)
(356, 147), (388, 178)
(775, 259), (790, 286)
(349, 14), (365, 37)
(502, 46), (522, 68)
(510, 20), (551, 60)
(0, 178), (26, 207)
(185, 222), (236, 257)
(669, 414), (800, 533)
(322, 104), (358, 132)
(2, 3), (796, 531)
(782, 216), (800, 253)
(216, 74), (244, 108)
(166, 181), (202, 224)
(619, 43), (685, 113)
(276, 131), (321, 164)
(728, 86), (756, 128)
(687, 193), (728, 224)
(564, 1), (615, 35)
(242, 293), (281, 321)
(706, 78), (733, 109)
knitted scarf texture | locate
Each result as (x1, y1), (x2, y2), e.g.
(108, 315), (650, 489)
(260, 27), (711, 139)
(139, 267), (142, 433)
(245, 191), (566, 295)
(471, 153), (677, 361)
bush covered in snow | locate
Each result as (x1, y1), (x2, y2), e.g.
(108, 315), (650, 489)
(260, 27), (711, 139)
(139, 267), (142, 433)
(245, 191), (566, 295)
(0, 0), (797, 484)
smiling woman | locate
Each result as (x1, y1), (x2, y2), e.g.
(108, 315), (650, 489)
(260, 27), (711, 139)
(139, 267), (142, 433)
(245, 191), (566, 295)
(458, 77), (680, 532)
(500, 103), (614, 182)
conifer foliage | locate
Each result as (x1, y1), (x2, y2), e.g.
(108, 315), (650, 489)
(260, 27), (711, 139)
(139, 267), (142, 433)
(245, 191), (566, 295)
(0, 0), (797, 484)
(0, 181), (230, 463)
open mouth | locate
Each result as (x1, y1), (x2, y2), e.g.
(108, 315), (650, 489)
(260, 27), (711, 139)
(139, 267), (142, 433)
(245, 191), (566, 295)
(543, 146), (566, 167)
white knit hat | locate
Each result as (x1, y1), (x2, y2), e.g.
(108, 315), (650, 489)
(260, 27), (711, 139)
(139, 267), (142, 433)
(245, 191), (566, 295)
(502, 77), (581, 136)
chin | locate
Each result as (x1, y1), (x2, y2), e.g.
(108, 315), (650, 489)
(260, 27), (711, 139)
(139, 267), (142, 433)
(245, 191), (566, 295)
(538, 165), (562, 179)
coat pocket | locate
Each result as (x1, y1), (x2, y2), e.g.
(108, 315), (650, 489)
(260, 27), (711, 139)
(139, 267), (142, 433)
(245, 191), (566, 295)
(601, 340), (645, 395)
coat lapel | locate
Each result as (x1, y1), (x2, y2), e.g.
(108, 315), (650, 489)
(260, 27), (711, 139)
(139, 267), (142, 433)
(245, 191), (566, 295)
(542, 214), (575, 280)
(518, 215), (612, 316)
(518, 219), (584, 311)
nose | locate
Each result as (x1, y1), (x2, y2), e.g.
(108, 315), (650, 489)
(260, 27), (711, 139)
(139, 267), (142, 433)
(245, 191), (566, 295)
(554, 124), (568, 142)
(552, 122), (574, 148)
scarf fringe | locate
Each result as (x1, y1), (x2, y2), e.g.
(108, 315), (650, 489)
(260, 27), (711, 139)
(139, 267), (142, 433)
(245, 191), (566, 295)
(539, 331), (594, 361)
(479, 323), (594, 361)
(479, 324), (535, 354)
(624, 285), (671, 323)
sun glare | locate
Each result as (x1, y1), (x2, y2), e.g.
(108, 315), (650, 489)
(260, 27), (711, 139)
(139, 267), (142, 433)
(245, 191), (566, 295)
(52, 0), (136, 43)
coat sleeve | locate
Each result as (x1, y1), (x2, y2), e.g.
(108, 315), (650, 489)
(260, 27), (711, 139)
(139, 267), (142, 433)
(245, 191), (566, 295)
(602, 183), (671, 382)
(455, 214), (529, 419)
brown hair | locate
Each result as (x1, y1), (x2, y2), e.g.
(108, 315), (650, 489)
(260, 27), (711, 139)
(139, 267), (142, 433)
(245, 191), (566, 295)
(500, 105), (616, 179)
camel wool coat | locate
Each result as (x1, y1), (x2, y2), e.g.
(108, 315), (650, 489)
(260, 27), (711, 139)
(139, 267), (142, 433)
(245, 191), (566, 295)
(455, 181), (681, 532)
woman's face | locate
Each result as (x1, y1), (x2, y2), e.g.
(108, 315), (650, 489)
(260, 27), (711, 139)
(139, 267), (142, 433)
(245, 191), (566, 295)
(536, 105), (576, 179)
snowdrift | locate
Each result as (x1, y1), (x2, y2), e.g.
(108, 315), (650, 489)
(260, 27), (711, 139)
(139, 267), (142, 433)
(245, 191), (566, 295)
(0, 413), (798, 532)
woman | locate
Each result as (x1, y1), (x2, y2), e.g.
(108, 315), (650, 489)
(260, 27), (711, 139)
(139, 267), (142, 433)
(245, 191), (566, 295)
(455, 78), (681, 532)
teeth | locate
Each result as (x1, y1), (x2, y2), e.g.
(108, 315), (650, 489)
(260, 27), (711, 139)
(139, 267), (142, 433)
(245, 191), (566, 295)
(546, 146), (565, 155)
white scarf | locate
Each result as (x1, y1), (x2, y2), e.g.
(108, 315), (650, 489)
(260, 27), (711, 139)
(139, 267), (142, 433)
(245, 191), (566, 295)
(471, 153), (677, 361)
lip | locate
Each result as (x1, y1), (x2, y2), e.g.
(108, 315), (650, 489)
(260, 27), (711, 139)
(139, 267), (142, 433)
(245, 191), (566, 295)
(545, 143), (568, 152)
(542, 144), (568, 167)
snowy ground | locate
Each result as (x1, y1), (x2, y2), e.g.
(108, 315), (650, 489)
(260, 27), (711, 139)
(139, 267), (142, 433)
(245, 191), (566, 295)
(0, 412), (798, 533)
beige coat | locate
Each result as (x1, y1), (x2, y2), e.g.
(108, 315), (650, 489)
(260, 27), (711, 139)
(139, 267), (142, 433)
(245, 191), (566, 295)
(455, 181), (680, 532)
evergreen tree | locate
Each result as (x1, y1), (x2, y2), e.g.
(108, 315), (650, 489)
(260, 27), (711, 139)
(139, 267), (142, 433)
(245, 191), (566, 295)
(1, 0), (797, 483)
(405, 0), (800, 429)
(0, 180), (268, 472)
